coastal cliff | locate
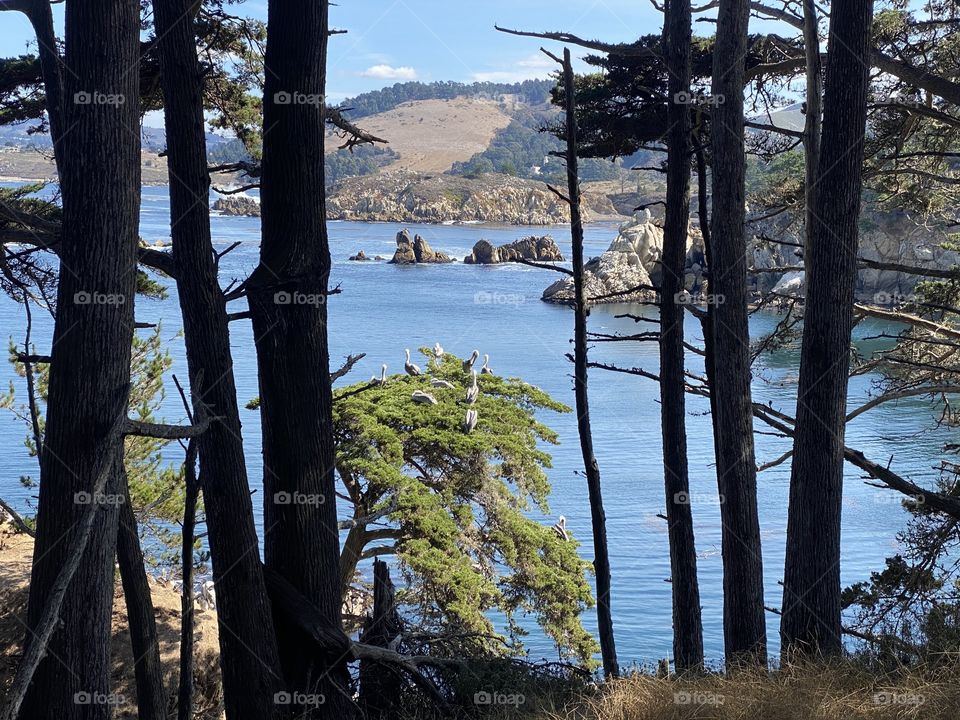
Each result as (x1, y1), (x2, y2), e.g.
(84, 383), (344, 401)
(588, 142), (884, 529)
(326, 171), (622, 225)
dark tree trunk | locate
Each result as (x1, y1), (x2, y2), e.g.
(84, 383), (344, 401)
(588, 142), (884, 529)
(19, 0), (140, 717)
(802, 0), (823, 243)
(358, 560), (403, 719)
(178, 443), (199, 720)
(708, 0), (768, 666)
(247, 0), (351, 712)
(561, 48), (619, 679)
(152, 0), (284, 715)
(660, 0), (704, 671)
(781, 0), (875, 657)
(116, 470), (167, 720)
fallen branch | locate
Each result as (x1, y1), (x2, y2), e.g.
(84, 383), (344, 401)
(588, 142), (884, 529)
(0, 497), (35, 536)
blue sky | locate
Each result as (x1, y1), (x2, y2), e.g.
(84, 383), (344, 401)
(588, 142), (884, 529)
(0, 0), (664, 106)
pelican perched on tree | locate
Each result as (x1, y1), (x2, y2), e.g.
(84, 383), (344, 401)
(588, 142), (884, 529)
(430, 378), (455, 389)
(411, 390), (437, 405)
(462, 408), (478, 434)
(552, 515), (569, 541)
(404, 348), (421, 376)
(462, 349), (479, 372)
(433, 342), (444, 358)
(465, 370), (479, 405)
(369, 363), (387, 386)
(480, 353), (493, 375)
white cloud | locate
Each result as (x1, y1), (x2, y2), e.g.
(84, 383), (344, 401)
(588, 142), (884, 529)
(471, 54), (555, 84)
(360, 64), (418, 80)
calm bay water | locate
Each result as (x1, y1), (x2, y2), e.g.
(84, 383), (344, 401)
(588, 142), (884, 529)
(0, 184), (951, 667)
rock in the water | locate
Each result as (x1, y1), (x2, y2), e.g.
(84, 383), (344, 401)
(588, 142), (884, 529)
(542, 211), (702, 304)
(463, 236), (563, 264)
(463, 239), (498, 264)
(389, 229), (453, 264)
(390, 229), (417, 264)
(413, 234), (453, 263)
(211, 195), (260, 216)
(349, 250), (370, 261)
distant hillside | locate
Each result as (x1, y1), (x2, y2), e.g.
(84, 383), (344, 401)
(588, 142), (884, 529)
(337, 79), (557, 118)
(327, 97), (513, 174)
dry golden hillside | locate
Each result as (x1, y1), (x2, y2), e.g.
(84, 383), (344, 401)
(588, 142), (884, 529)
(328, 97), (513, 173)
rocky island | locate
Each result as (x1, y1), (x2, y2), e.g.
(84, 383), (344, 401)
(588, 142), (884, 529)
(388, 229), (453, 264)
(463, 236), (563, 264)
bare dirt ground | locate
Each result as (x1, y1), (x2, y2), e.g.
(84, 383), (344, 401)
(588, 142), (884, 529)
(0, 528), (223, 718)
(329, 98), (513, 174)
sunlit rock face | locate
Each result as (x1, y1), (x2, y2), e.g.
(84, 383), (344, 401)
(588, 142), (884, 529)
(542, 210), (705, 305)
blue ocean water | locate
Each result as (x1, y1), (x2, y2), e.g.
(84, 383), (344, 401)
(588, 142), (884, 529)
(0, 184), (949, 667)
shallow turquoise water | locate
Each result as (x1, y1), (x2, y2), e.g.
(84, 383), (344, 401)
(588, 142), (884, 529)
(0, 184), (951, 667)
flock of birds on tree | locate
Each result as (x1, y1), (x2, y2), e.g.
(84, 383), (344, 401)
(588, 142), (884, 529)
(369, 344), (493, 434)
(370, 343), (570, 540)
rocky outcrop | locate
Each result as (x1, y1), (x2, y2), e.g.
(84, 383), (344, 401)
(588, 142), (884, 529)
(542, 211), (704, 304)
(388, 229), (453, 264)
(211, 195), (260, 216)
(749, 211), (960, 303)
(349, 250), (371, 261)
(328, 171), (622, 225)
(463, 236), (563, 264)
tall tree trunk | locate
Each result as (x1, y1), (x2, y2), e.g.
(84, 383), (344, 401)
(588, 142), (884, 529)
(19, 0), (140, 716)
(116, 470), (166, 720)
(781, 0), (875, 657)
(708, 0), (768, 666)
(152, 0), (284, 715)
(561, 47), (619, 679)
(247, 0), (351, 712)
(661, 0), (704, 671)
(802, 0), (823, 243)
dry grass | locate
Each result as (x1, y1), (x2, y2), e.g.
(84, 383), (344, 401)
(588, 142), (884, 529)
(329, 98), (513, 173)
(498, 661), (960, 720)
